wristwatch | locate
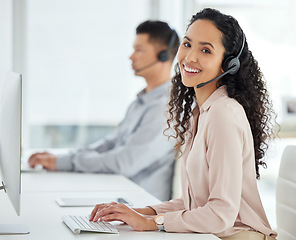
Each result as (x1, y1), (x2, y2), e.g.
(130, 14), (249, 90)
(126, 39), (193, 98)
(154, 214), (165, 231)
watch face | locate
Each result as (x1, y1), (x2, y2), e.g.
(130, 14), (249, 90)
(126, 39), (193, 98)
(155, 214), (164, 225)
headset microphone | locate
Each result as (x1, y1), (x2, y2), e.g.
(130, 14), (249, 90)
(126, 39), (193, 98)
(196, 34), (246, 89)
(135, 60), (159, 73)
(196, 70), (232, 88)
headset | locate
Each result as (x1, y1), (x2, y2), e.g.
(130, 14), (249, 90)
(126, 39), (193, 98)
(196, 33), (246, 88)
(222, 33), (246, 75)
(157, 29), (178, 62)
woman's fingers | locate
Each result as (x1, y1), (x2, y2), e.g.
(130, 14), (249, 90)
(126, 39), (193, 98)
(89, 202), (118, 221)
(92, 203), (129, 222)
(89, 204), (103, 220)
(99, 213), (122, 222)
(90, 202), (158, 231)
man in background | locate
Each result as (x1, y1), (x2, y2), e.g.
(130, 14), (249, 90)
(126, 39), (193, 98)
(29, 20), (180, 201)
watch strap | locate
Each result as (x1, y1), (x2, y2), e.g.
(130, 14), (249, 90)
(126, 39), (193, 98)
(156, 224), (165, 231)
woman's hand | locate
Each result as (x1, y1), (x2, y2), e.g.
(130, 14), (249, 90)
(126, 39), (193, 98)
(89, 202), (158, 231)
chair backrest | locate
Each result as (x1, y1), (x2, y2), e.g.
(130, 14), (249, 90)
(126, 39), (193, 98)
(276, 145), (296, 240)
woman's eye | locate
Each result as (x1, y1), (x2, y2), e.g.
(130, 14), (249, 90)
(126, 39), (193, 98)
(202, 48), (211, 54)
(183, 42), (191, 48)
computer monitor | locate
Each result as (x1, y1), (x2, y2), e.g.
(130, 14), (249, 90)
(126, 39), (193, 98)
(0, 72), (29, 234)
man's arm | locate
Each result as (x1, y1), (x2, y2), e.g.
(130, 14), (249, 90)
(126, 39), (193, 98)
(56, 106), (174, 177)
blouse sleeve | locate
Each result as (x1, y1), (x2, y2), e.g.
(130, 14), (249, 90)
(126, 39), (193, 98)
(149, 198), (185, 214)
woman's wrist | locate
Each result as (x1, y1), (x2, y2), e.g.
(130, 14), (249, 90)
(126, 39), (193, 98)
(134, 206), (157, 215)
(145, 217), (158, 231)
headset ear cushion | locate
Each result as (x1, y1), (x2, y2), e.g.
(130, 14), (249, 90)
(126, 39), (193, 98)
(222, 56), (240, 75)
(158, 50), (169, 62)
(222, 56), (233, 72)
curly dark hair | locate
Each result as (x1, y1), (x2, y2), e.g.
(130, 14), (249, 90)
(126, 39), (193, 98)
(166, 8), (277, 179)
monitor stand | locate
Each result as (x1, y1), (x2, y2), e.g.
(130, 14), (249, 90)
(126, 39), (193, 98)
(0, 183), (30, 234)
(0, 224), (30, 234)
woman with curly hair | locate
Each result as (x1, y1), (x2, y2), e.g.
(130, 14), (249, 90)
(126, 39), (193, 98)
(89, 8), (277, 239)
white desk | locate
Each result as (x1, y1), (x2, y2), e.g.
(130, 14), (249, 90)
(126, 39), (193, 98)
(21, 172), (144, 193)
(1, 172), (219, 240)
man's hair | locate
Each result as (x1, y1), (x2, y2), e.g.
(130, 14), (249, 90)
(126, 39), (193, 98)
(136, 20), (179, 61)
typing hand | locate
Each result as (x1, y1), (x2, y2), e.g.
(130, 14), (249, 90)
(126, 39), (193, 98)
(89, 202), (158, 231)
(28, 152), (57, 170)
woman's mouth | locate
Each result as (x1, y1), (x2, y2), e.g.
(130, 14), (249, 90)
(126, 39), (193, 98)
(183, 64), (202, 76)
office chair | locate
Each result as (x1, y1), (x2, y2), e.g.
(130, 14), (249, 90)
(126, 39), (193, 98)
(276, 145), (296, 240)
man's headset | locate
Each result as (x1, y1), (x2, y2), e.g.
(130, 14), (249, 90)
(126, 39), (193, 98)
(157, 29), (178, 62)
(135, 29), (177, 72)
(196, 33), (246, 88)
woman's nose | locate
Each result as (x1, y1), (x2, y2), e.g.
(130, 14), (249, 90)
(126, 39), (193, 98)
(185, 49), (198, 62)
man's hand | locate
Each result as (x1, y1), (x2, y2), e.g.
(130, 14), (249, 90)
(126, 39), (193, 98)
(28, 152), (57, 170)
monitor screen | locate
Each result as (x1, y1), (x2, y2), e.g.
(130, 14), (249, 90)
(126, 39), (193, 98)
(0, 72), (29, 234)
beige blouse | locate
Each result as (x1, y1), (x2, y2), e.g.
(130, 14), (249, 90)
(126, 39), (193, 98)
(151, 86), (277, 238)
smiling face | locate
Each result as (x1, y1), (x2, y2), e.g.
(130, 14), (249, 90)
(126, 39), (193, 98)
(177, 19), (225, 88)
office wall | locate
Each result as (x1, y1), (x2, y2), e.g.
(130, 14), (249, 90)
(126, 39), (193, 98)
(20, 0), (152, 148)
(25, 0), (150, 125)
(0, 1), (13, 91)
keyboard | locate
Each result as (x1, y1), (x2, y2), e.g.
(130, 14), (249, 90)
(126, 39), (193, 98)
(62, 215), (119, 235)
